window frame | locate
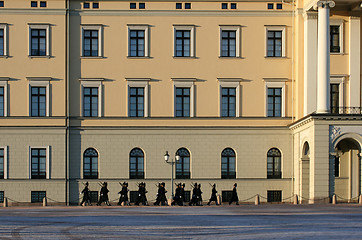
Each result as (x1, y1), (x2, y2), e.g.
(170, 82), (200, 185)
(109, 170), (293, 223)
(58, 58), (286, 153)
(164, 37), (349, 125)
(126, 79), (150, 117)
(218, 79), (241, 117)
(0, 24), (8, 57)
(128, 25), (149, 58)
(176, 148), (191, 179)
(0, 146), (8, 179)
(80, 79), (103, 117)
(129, 147), (145, 179)
(219, 25), (241, 58)
(330, 75), (345, 112)
(221, 148), (236, 179)
(83, 148), (99, 179)
(264, 79), (286, 117)
(173, 25), (195, 58)
(0, 1), (4, 7)
(0, 80), (8, 117)
(81, 25), (103, 58)
(267, 148), (282, 179)
(330, 19), (344, 54)
(29, 146), (50, 179)
(27, 78), (50, 117)
(265, 25), (286, 58)
(172, 79), (195, 117)
(28, 24), (51, 58)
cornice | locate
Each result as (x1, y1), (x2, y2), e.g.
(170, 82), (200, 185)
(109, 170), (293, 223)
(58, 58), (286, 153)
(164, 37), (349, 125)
(0, 9), (66, 15)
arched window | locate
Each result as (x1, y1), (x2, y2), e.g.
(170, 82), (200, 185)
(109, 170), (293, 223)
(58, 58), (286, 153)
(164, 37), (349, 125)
(176, 148), (190, 179)
(83, 148), (98, 179)
(267, 148), (282, 179)
(130, 148), (144, 179)
(221, 148), (236, 179)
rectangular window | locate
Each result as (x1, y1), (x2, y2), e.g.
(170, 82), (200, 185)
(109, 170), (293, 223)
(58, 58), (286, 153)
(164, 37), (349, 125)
(175, 87), (190, 117)
(267, 190), (282, 202)
(330, 26), (340, 53)
(40, 1), (46, 7)
(330, 84), (339, 114)
(335, 156), (340, 177)
(129, 30), (145, 57)
(84, 2), (90, 8)
(267, 3), (274, 9)
(83, 30), (98, 57)
(93, 2), (99, 8)
(231, 3), (237, 9)
(222, 191), (233, 202)
(83, 87), (98, 117)
(139, 3), (145, 9)
(0, 29), (3, 56)
(130, 191), (138, 203)
(31, 148), (46, 179)
(31, 86), (46, 117)
(276, 3), (282, 9)
(222, 3), (228, 9)
(176, 3), (182, 9)
(185, 3), (191, 9)
(31, 1), (37, 7)
(0, 191), (3, 203)
(221, 30), (236, 57)
(0, 1), (3, 8)
(221, 87), (236, 117)
(267, 30), (282, 57)
(130, 2), (136, 9)
(89, 191), (98, 203)
(30, 29), (46, 56)
(0, 148), (3, 179)
(129, 87), (144, 117)
(31, 191), (46, 203)
(267, 88), (282, 117)
(184, 191), (191, 202)
(0, 87), (4, 116)
(175, 30), (191, 57)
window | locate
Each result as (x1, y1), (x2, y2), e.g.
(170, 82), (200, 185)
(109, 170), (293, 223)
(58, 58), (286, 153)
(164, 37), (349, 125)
(185, 3), (191, 9)
(222, 3), (228, 9)
(128, 25), (149, 57)
(231, 3), (237, 9)
(276, 3), (282, 9)
(221, 148), (236, 179)
(0, 148), (3, 179)
(184, 191), (191, 202)
(176, 148), (190, 179)
(40, 1), (46, 7)
(93, 2), (99, 8)
(267, 3), (274, 9)
(83, 148), (98, 179)
(222, 191), (233, 202)
(130, 191), (138, 202)
(267, 190), (282, 202)
(139, 3), (145, 9)
(31, 1), (37, 7)
(335, 156), (340, 177)
(30, 86), (46, 117)
(129, 87), (144, 117)
(330, 84), (339, 114)
(176, 3), (182, 9)
(265, 26), (286, 57)
(175, 88), (190, 117)
(31, 148), (46, 179)
(329, 76), (344, 113)
(220, 26), (241, 58)
(83, 87), (98, 117)
(0, 191), (3, 203)
(267, 88), (282, 117)
(174, 25), (195, 58)
(31, 191), (46, 203)
(267, 148), (282, 179)
(221, 87), (236, 117)
(82, 25), (102, 57)
(89, 191), (98, 203)
(130, 148), (144, 179)
(0, 24), (7, 57)
(0, 87), (4, 116)
(0, 1), (3, 7)
(29, 24), (50, 57)
(84, 2), (90, 8)
(130, 3), (136, 9)
(330, 26), (340, 53)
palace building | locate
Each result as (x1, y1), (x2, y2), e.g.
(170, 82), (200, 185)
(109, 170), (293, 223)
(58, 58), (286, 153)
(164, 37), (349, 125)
(0, 0), (361, 205)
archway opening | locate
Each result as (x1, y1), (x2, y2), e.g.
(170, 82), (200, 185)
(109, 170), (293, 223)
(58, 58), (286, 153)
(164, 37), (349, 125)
(300, 142), (310, 203)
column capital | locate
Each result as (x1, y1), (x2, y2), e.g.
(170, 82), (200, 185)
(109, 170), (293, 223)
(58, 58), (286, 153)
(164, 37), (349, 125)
(313, 0), (335, 10)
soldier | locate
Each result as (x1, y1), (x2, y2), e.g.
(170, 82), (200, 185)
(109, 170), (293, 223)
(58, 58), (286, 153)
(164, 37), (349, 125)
(80, 181), (92, 206)
(180, 183), (185, 206)
(171, 183), (181, 206)
(118, 182), (130, 206)
(229, 183), (239, 205)
(189, 183), (198, 206)
(154, 182), (167, 206)
(135, 182), (148, 206)
(197, 184), (203, 206)
(97, 182), (111, 206)
(207, 184), (218, 206)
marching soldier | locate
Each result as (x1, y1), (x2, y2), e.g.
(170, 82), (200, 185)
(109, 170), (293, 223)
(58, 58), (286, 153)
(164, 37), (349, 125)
(189, 183), (198, 206)
(171, 183), (182, 206)
(229, 183), (239, 205)
(207, 184), (219, 206)
(97, 182), (111, 206)
(197, 184), (203, 206)
(154, 182), (167, 206)
(118, 182), (130, 206)
(180, 183), (185, 206)
(80, 181), (91, 206)
(135, 182), (148, 206)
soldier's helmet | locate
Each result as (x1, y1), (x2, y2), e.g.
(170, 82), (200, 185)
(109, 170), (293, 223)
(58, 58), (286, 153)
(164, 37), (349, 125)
(177, 183), (181, 187)
(234, 183), (237, 187)
(85, 181), (89, 186)
(194, 183), (197, 187)
(182, 183), (185, 187)
(162, 182), (165, 186)
(198, 184), (201, 187)
(213, 184), (216, 188)
(125, 182), (128, 187)
(104, 182), (108, 187)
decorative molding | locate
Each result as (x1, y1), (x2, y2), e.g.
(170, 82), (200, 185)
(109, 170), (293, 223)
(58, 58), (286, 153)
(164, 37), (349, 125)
(172, 78), (197, 82)
(79, 78), (105, 81)
(26, 77), (52, 81)
(217, 78), (244, 82)
(330, 126), (341, 141)
(303, 12), (318, 19)
(0, 77), (10, 81)
(263, 78), (289, 82)
(125, 78), (152, 81)
(313, 0), (335, 10)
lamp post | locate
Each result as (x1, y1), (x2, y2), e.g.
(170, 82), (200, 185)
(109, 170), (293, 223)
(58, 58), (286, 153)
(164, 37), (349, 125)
(164, 151), (180, 200)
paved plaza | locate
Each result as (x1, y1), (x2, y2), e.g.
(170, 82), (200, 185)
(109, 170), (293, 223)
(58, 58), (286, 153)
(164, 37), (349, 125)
(0, 204), (362, 239)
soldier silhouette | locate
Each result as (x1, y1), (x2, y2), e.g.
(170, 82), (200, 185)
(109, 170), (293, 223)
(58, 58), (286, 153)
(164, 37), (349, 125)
(97, 182), (111, 206)
(118, 182), (130, 206)
(207, 184), (219, 205)
(80, 182), (92, 206)
(154, 182), (167, 206)
(229, 183), (239, 205)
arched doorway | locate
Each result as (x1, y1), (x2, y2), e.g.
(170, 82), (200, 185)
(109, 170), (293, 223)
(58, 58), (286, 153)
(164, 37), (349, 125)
(334, 138), (361, 201)
(300, 142), (310, 203)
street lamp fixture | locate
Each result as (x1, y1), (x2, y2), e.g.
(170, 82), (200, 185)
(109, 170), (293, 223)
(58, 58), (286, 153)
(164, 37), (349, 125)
(164, 151), (180, 200)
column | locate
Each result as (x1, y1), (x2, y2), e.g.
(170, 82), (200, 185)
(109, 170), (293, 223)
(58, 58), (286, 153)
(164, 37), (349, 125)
(349, 16), (361, 108)
(315, 0), (335, 114)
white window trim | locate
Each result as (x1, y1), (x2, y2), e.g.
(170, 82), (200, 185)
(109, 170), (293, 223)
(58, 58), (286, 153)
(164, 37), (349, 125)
(330, 19), (344, 54)
(265, 25), (286, 58)
(0, 146), (8, 179)
(0, 23), (8, 57)
(81, 25), (103, 57)
(126, 78), (150, 117)
(219, 25), (241, 58)
(0, 80), (8, 117)
(264, 79), (286, 117)
(80, 79), (103, 117)
(128, 25), (149, 57)
(28, 23), (51, 57)
(330, 75), (345, 108)
(27, 78), (51, 117)
(173, 25), (195, 58)
(218, 79), (242, 117)
(172, 78), (196, 117)
(28, 146), (51, 179)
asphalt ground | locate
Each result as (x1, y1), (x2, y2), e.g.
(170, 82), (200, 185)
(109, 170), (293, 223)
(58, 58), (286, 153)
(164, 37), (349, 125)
(0, 204), (362, 239)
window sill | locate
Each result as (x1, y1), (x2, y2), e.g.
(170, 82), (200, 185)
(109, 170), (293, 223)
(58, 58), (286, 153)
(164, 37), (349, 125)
(28, 55), (51, 59)
(264, 56), (287, 59)
(173, 56), (198, 59)
(218, 56), (244, 59)
(331, 52), (344, 55)
(0, 55), (9, 59)
(127, 56), (152, 59)
(80, 56), (105, 59)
